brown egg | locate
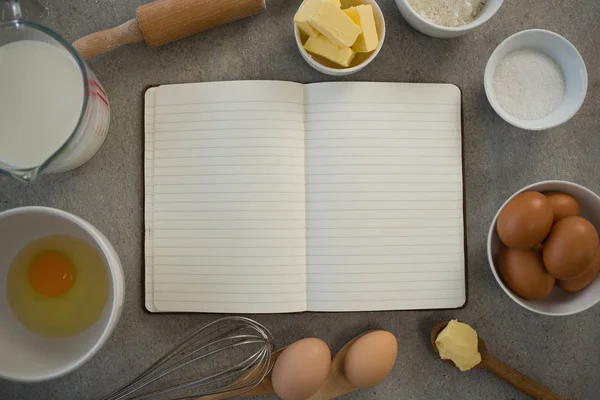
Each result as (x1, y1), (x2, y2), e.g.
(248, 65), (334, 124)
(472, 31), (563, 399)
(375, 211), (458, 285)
(498, 247), (555, 300)
(544, 192), (580, 223)
(497, 191), (553, 249)
(271, 338), (331, 400)
(558, 247), (600, 292)
(543, 216), (599, 280)
(343, 330), (397, 388)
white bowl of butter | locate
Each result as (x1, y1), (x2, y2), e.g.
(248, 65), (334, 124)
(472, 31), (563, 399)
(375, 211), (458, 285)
(294, 0), (386, 76)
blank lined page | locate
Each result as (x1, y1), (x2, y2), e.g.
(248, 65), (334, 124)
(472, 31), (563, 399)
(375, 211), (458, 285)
(145, 81), (308, 313)
(304, 82), (465, 311)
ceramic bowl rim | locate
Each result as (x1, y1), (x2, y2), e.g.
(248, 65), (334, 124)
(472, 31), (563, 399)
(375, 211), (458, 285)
(0, 206), (124, 382)
(294, 0), (387, 75)
(487, 181), (600, 316)
(399, 0), (505, 32)
(483, 29), (588, 131)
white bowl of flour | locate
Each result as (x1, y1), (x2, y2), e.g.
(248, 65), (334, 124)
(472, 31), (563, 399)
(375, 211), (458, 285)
(484, 29), (588, 131)
(395, 0), (504, 38)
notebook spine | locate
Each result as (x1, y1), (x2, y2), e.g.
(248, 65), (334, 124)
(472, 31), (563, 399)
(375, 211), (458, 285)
(144, 89), (157, 312)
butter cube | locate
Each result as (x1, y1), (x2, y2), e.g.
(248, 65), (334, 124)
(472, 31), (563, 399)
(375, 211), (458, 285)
(304, 34), (356, 67)
(435, 320), (481, 372)
(344, 5), (379, 52)
(308, 1), (361, 48)
(294, 0), (341, 37)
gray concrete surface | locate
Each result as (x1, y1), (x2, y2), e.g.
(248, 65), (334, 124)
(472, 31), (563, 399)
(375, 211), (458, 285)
(1, 0), (600, 399)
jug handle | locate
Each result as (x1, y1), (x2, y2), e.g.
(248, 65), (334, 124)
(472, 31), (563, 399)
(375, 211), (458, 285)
(1, 0), (22, 21)
(1, 0), (47, 22)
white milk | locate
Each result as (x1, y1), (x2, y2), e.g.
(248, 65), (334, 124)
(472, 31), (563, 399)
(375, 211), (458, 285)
(0, 40), (84, 169)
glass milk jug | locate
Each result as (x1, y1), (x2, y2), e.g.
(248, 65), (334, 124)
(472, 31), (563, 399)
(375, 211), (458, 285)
(0, 0), (110, 182)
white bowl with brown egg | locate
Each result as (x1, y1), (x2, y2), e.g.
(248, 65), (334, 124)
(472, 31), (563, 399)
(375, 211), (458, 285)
(488, 181), (600, 316)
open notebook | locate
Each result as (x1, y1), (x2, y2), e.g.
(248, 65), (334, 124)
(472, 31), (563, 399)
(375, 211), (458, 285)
(144, 81), (465, 313)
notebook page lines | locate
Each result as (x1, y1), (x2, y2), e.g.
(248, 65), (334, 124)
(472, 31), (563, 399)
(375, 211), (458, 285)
(304, 82), (465, 311)
(149, 81), (308, 313)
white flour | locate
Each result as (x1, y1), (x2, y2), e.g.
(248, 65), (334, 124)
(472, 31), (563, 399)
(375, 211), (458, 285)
(408, 0), (485, 26)
(493, 49), (565, 120)
(408, 0), (485, 27)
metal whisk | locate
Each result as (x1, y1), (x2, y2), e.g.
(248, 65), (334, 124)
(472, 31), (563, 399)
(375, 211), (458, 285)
(101, 317), (276, 400)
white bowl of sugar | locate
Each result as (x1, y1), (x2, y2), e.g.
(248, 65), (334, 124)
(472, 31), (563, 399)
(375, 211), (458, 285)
(484, 29), (588, 131)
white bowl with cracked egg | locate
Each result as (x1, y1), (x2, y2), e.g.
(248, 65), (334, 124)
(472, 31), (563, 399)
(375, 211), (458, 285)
(0, 207), (125, 382)
(395, 0), (504, 38)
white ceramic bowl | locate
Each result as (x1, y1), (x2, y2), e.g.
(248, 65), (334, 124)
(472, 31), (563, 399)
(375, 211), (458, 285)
(0, 207), (125, 382)
(395, 0), (504, 38)
(294, 0), (386, 76)
(488, 181), (600, 316)
(484, 29), (588, 131)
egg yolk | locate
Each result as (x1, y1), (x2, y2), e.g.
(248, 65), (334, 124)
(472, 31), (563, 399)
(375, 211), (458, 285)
(28, 251), (75, 297)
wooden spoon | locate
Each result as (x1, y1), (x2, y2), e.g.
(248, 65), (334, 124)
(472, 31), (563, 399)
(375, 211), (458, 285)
(203, 335), (371, 400)
(201, 332), (395, 400)
(430, 321), (563, 400)
(303, 336), (360, 400)
(200, 337), (331, 400)
(306, 330), (397, 400)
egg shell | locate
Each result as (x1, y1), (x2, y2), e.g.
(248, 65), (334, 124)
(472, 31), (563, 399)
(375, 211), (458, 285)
(271, 338), (331, 400)
(544, 192), (580, 223)
(497, 192), (553, 249)
(498, 247), (555, 300)
(543, 216), (599, 280)
(558, 247), (600, 292)
(343, 330), (397, 389)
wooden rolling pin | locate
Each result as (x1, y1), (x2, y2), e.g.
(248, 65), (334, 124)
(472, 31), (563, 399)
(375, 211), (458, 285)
(73, 0), (266, 59)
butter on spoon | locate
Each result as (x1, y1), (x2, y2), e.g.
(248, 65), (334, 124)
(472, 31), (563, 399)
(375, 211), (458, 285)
(430, 321), (564, 400)
(435, 320), (481, 371)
